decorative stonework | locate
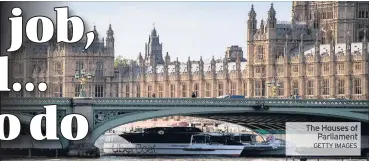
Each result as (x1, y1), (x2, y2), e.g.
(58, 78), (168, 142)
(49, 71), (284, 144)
(91, 98), (369, 108)
(0, 97), (72, 107)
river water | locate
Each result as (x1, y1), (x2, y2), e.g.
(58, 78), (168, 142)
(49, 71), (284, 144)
(2, 157), (367, 161)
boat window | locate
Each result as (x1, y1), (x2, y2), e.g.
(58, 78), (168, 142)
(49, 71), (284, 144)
(240, 135), (252, 141)
(209, 136), (226, 144)
(193, 135), (206, 143)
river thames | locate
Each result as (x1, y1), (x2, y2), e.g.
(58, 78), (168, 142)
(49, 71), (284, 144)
(2, 157), (367, 161)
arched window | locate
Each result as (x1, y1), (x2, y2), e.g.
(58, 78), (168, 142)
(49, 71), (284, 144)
(158, 84), (163, 98)
(181, 83), (187, 98)
(353, 78), (362, 94)
(75, 84), (82, 97)
(291, 80), (299, 95)
(277, 82), (284, 96)
(242, 82), (247, 96)
(218, 83), (224, 96)
(337, 79), (345, 95)
(147, 85), (152, 97)
(255, 80), (265, 97)
(54, 61), (63, 75)
(230, 82), (236, 95)
(257, 46), (264, 59)
(95, 84), (104, 97)
(136, 85), (140, 97)
(76, 61), (83, 72)
(125, 85), (130, 97)
(95, 61), (104, 77)
(306, 80), (314, 96)
(205, 83), (211, 97)
(194, 83), (199, 97)
(321, 79), (330, 95)
(170, 84), (176, 98)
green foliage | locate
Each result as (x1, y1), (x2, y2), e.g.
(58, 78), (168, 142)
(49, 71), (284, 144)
(114, 55), (138, 68)
(114, 55), (127, 68)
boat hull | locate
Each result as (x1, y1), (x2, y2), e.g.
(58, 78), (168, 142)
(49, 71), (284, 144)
(102, 143), (243, 157)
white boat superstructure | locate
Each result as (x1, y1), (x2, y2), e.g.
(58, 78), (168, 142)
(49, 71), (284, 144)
(231, 133), (284, 150)
(102, 133), (244, 156)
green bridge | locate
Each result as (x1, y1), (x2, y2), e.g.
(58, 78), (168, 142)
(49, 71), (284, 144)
(1, 97), (368, 149)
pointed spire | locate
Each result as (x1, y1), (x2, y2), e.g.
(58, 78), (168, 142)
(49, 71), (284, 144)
(93, 25), (99, 41)
(151, 23), (157, 36)
(139, 52), (143, 59)
(248, 4), (256, 19)
(107, 24), (114, 36)
(268, 3), (276, 19)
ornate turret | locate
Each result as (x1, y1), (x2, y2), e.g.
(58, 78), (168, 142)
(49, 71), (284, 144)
(151, 27), (157, 37)
(247, 5), (257, 42)
(211, 56), (216, 74)
(138, 52), (143, 64)
(106, 24), (114, 53)
(260, 19), (265, 34)
(165, 52), (170, 65)
(267, 3), (276, 29)
(93, 25), (99, 42)
(199, 56), (204, 72)
(187, 57), (192, 74)
(145, 26), (164, 65)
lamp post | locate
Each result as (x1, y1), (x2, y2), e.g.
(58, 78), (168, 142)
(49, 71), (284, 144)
(74, 69), (92, 97)
(267, 77), (281, 98)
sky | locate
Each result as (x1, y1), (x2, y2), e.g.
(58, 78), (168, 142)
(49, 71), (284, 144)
(2, 1), (293, 62)
(66, 2), (293, 62)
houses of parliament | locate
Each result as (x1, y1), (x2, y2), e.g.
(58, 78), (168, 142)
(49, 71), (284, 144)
(7, 1), (369, 100)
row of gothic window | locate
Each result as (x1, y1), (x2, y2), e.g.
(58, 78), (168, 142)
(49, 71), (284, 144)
(118, 78), (362, 98)
(358, 10), (369, 19)
(15, 78), (364, 98)
(75, 61), (104, 77)
(74, 84), (104, 97)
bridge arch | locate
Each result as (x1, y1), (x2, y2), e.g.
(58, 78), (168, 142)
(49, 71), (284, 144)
(8, 112), (69, 148)
(90, 107), (368, 144)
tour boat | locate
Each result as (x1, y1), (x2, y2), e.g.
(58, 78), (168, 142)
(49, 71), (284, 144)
(102, 127), (244, 156)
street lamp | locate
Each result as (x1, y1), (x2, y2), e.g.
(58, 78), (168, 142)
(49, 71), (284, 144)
(74, 69), (92, 97)
(267, 77), (281, 98)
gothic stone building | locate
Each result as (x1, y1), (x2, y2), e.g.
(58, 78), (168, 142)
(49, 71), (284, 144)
(8, 2), (369, 100)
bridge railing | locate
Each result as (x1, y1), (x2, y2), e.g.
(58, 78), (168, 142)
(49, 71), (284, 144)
(92, 98), (369, 108)
(1, 97), (368, 108)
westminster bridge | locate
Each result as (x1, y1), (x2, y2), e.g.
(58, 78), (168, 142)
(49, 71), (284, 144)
(0, 97), (368, 152)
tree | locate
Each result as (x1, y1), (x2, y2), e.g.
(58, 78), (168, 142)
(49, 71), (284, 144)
(114, 56), (138, 68)
(114, 55), (128, 68)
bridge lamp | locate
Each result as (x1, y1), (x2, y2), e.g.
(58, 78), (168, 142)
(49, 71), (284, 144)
(75, 69), (93, 97)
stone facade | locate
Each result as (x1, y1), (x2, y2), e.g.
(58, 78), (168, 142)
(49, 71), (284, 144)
(7, 1), (369, 100)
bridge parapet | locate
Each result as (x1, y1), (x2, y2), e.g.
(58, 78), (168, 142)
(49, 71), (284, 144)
(93, 98), (369, 108)
(1, 97), (72, 107)
(1, 97), (369, 108)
